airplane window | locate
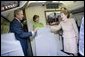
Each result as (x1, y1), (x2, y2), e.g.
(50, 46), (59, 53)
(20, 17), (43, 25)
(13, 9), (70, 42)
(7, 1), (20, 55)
(1, 1), (19, 12)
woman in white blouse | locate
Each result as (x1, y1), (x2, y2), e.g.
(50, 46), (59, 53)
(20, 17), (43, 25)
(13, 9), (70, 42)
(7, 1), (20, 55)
(50, 10), (78, 56)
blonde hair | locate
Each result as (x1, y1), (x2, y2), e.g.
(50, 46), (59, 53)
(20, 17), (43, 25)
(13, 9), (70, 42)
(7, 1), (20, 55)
(60, 7), (70, 18)
(61, 10), (70, 18)
(60, 7), (67, 11)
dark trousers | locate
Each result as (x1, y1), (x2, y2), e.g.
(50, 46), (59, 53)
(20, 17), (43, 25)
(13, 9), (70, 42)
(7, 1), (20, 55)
(27, 39), (33, 56)
(20, 39), (33, 56)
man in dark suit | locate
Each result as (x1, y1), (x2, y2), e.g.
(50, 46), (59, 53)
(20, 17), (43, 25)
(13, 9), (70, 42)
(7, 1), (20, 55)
(10, 9), (36, 56)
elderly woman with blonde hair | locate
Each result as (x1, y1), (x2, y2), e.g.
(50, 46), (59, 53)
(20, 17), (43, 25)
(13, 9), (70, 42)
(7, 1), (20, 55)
(50, 8), (78, 56)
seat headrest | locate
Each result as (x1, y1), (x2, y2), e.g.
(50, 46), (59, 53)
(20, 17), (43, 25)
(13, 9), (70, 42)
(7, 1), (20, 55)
(1, 33), (16, 41)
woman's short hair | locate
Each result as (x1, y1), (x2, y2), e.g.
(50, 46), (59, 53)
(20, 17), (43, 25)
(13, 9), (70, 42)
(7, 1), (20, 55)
(60, 7), (70, 18)
(61, 10), (70, 18)
(33, 15), (39, 22)
(60, 7), (67, 11)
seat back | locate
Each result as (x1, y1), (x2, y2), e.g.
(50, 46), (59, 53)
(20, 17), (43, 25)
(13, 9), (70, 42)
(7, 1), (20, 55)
(1, 33), (24, 56)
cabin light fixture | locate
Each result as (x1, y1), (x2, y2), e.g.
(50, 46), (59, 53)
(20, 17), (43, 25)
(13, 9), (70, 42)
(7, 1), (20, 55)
(37, 1), (46, 2)
(29, 1), (46, 3)
(1, 1), (19, 12)
(1, 7), (4, 10)
(12, 4), (15, 7)
(8, 5), (10, 8)
(5, 6), (8, 9)
(52, 1), (59, 3)
(10, 5), (13, 8)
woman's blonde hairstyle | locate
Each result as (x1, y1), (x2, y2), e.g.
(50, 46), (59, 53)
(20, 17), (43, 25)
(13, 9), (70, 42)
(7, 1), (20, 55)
(60, 7), (70, 18)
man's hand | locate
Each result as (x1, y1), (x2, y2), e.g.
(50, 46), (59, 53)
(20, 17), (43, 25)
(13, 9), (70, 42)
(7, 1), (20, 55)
(33, 28), (37, 33)
(31, 28), (38, 37)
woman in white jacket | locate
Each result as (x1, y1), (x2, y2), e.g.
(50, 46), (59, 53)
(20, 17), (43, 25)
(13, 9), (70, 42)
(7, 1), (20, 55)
(50, 10), (78, 56)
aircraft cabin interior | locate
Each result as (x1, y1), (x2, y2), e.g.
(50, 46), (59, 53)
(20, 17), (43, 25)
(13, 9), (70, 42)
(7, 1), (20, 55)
(1, 1), (84, 56)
